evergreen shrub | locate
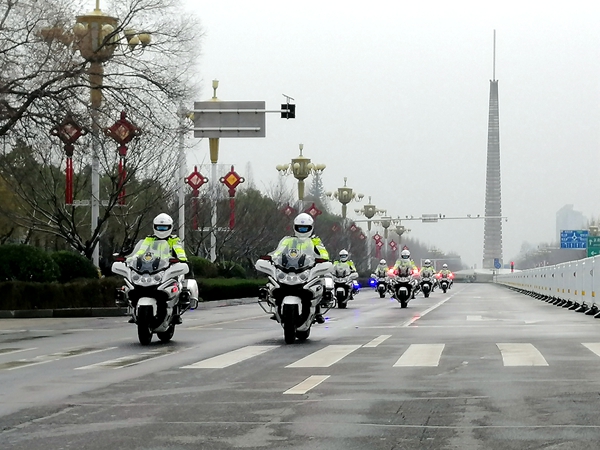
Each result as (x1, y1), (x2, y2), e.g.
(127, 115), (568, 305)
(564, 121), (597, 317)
(51, 251), (99, 283)
(189, 256), (219, 278)
(0, 244), (59, 283)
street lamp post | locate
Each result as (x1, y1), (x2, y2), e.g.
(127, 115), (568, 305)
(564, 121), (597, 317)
(42, 0), (151, 266)
(355, 196), (385, 269)
(276, 144), (325, 211)
(325, 177), (363, 220)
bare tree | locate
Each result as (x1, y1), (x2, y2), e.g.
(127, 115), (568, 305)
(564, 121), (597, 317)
(0, 0), (202, 263)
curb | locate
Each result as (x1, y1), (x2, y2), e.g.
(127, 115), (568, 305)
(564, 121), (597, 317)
(0, 298), (257, 318)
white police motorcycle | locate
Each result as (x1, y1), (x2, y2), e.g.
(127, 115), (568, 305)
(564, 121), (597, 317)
(256, 248), (332, 344)
(112, 240), (198, 345)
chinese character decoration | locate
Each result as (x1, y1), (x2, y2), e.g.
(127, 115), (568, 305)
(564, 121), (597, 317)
(50, 115), (87, 205)
(219, 165), (245, 229)
(185, 166), (208, 230)
(304, 202), (322, 218)
(331, 223), (341, 232)
(104, 111), (141, 205)
(349, 223), (358, 233)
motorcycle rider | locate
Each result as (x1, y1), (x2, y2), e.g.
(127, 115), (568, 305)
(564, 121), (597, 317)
(420, 259), (437, 291)
(333, 249), (358, 299)
(393, 249), (418, 298)
(268, 213), (330, 324)
(438, 263), (454, 289)
(375, 259), (388, 277)
(128, 213), (196, 324)
(394, 249), (417, 272)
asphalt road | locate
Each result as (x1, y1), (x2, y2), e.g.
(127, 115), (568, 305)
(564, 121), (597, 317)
(2, 283), (600, 449)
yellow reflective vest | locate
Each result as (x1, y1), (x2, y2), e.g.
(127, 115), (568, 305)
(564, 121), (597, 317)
(134, 236), (188, 261)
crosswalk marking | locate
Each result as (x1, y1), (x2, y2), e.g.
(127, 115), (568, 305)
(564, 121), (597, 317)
(283, 375), (330, 395)
(496, 343), (549, 366)
(286, 345), (361, 368)
(363, 335), (391, 348)
(181, 345), (277, 369)
(393, 344), (445, 367)
(582, 343), (600, 357)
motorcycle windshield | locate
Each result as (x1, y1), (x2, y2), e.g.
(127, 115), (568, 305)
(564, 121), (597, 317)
(126, 239), (170, 274)
(272, 245), (316, 273)
(334, 264), (351, 277)
(397, 266), (412, 277)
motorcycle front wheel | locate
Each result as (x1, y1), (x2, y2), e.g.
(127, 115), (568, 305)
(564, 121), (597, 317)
(136, 305), (153, 345)
(282, 304), (298, 344)
(296, 328), (310, 341)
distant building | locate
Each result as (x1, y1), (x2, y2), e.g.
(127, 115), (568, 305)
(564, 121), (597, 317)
(556, 204), (585, 241)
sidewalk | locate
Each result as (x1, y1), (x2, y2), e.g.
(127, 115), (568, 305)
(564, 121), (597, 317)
(0, 297), (258, 319)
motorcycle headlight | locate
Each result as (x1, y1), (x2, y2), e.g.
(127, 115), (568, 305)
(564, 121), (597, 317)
(153, 274), (163, 282)
(278, 272), (286, 281)
(132, 274), (140, 282)
(299, 273), (308, 281)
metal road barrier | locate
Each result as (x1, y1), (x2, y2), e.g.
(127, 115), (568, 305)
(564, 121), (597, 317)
(495, 257), (600, 317)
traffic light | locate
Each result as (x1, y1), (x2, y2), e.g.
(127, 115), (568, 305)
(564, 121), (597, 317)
(281, 103), (295, 119)
(510, 261), (514, 272)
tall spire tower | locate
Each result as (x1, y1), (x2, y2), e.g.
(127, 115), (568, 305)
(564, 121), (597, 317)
(483, 30), (503, 269)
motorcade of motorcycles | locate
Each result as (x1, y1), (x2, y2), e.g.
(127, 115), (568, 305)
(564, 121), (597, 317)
(329, 264), (359, 309)
(255, 248), (333, 344)
(112, 240), (199, 345)
(390, 266), (419, 308)
(437, 272), (454, 293)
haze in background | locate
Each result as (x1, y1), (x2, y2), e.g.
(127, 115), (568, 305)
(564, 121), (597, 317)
(182, 0), (600, 267)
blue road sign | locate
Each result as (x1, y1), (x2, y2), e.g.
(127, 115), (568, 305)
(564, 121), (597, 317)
(560, 230), (589, 249)
(494, 258), (501, 269)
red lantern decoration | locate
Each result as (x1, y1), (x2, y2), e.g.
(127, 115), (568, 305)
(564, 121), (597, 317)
(375, 239), (384, 258)
(304, 202), (322, 218)
(373, 232), (382, 242)
(349, 223), (358, 232)
(282, 203), (297, 218)
(219, 165), (245, 229)
(185, 166), (209, 231)
(51, 116), (86, 205)
(104, 111), (141, 205)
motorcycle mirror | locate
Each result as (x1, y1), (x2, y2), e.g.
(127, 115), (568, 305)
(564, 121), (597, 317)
(315, 258), (328, 264)
(259, 255), (272, 261)
(169, 258), (180, 264)
(113, 256), (126, 262)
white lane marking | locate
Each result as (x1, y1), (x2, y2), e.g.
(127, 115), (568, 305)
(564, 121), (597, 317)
(363, 335), (391, 348)
(283, 375), (330, 395)
(5, 347), (117, 371)
(187, 315), (265, 329)
(582, 343), (600, 357)
(76, 348), (181, 370)
(181, 345), (278, 369)
(286, 345), (361, 368)
(497, 343), (548, 366)
(393, 344), (445, 367)
(0, 347), (37, 356)
(402, 290), (461, 326)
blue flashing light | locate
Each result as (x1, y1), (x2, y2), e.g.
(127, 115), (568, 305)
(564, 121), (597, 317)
(368, 278), (377, 287)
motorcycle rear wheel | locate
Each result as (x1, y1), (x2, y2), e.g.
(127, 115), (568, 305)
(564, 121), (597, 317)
(157, 324), (175, 343)
(296, 328), (310, 341)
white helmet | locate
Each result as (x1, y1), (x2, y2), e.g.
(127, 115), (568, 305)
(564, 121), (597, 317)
(379, 259), (386, 265)
(293, 213), (314, 239)
(401, 249), (410, 260)
(424, 259), (432, 267)
(339, 249), (349, 262)
(442, 263), (448, 269)
(153, 213), (173, 239)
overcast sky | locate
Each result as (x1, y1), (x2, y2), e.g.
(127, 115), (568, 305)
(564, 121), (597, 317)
(180, 0), (600, 267)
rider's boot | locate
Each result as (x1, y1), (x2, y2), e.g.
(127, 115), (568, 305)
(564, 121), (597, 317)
(314, 305), (325, 324)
